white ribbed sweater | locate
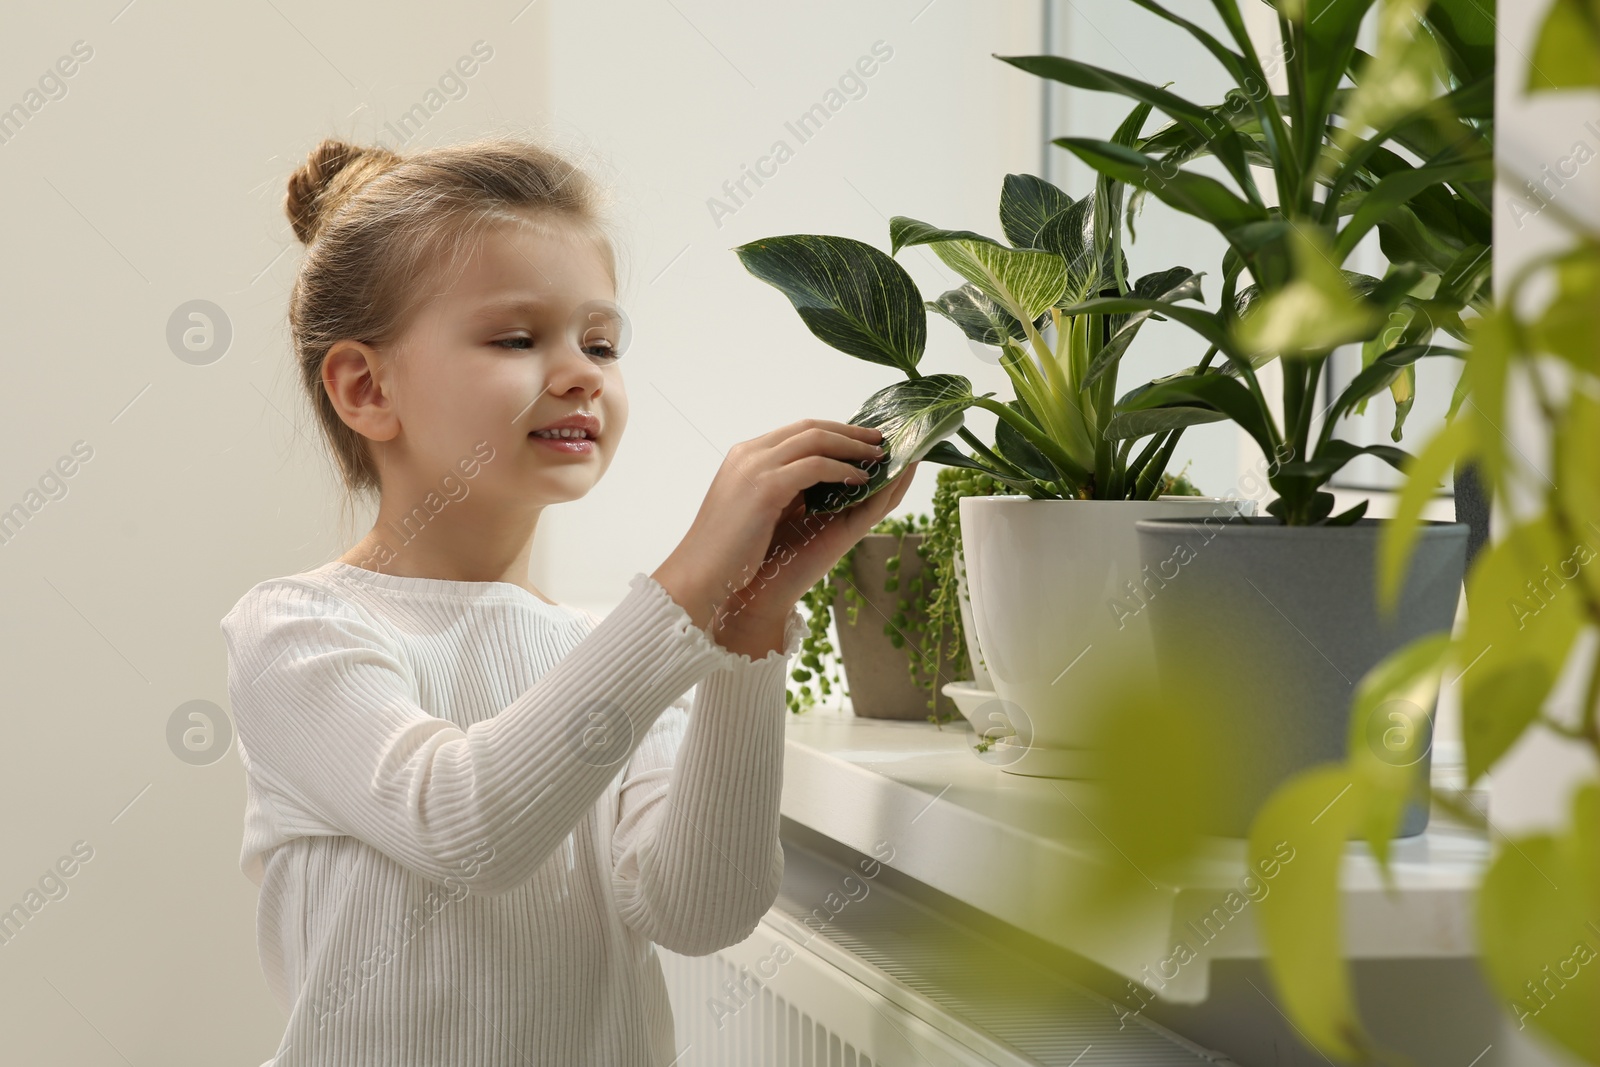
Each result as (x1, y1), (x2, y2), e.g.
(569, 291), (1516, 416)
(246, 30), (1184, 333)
(219, 561), (805, 1066)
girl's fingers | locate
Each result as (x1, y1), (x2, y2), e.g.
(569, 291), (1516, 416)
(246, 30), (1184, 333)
(772, 427), (887, 471)
(755, 419), (883, 453)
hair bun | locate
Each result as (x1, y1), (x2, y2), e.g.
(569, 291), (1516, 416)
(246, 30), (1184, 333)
(285, 138), (401, 245)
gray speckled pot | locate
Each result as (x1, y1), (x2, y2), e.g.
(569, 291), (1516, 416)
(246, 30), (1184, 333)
(1133, 516), (1469, 838)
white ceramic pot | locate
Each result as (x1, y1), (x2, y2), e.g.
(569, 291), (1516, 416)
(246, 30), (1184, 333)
(958, 495), (1255, 777)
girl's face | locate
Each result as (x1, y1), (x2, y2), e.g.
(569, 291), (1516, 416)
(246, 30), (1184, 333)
(381, 215), (627, 511)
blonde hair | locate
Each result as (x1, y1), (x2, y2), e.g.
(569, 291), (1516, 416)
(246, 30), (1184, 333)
(283, 134), (620, 527)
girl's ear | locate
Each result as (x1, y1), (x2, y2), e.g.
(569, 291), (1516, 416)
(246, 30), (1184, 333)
(324, 339), (400, 442)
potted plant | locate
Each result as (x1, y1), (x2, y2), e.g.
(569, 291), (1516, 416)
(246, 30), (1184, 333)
(1243, 1), (1598, 1059)
(790, 466), (1024, 724)
(994, 0), (1493, 825)
(792, 509), (963, 723)
(737, 154), (1249, 777)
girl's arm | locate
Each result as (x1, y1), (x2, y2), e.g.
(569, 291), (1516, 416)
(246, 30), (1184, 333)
(609, 607), (804, 956)
(220, 570), (765, 896)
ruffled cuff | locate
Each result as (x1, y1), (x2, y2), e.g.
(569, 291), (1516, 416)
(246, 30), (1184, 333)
(628, 572), (805, 671)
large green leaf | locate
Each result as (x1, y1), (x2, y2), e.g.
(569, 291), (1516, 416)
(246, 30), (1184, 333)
(1334, 2), (1453, 164)
(996, 54), (1261, 198)
(1327, 343), (1464, 425)
(892, 219), (1069, 323)
(735, 234), (927, 372)
(993, 398), (1059, 482)
(1423, 0), (1497, 85)
(1458, 516), (1587, 782)
(1103, 405), (1229, 440)
(1534, 248), (1600, 373)
(1248, 765), (1377, 1062)
(926, 283), (1044, 347)
(1236, 224), (1384, 358)
(1377, 205), (1473, 277)
(1334, 160), (1492, 261)
(1273, 440), (1412, 485)
(1117, 372), (1277, 461)
(998, 174), (1074, 250)
(888, 217), (993, 257)
(1477, 785), (1600, 1062)
(805, 375), (982, 515)
(1053, 137), (1269, 238)
(1528, 0), (1600, 91)
(1037, 194), (1109, 304)
(1113, 0), (1293, 182)
(1300, 0), (1381, 182)
(1379, 410), (1474, 611)
(1344, 632), (1452, 870)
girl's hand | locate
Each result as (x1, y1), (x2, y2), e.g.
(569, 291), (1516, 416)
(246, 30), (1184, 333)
(652, 418), (918, 642)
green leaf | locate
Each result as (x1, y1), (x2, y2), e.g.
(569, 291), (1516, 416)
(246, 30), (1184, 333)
(1059, 295), (1247, 374)
(1458, 517), (1587, 782)
(920, 440), (1042, 493)
(1103, 405), (1229, 440)
(1557, 387), (1600, 597)
(1334, 160), (1492, 262)
(1423, 0), (1497, 85)
(997, 54), (1261, 198)
(735, 234), (927, 372)
(1389, 363), (1416, 441)
(1300, 0), (1380, 176)
(994, 399), (1059, 482)
(926, 284), (1043, 347)
(1275, 440), (1412, 486)
(1037, 194), (1116, 304)
(1083, 268), (1205, 387)
(1118, 373), (1277, 462)
(1534, 249), (1600, 373)
(1325, 499), (1369, 525)
(1344, 632), (1452, 868)
(1528, 0), (1600, 92)
(893, 218), (1070, 323)
(1053, 137), (1269, 239)
(1434, 242), (1493, 309)
(1334, 1), (1451, 159)
(1329, 344), (1463, 425)
(939, 244), (1070, 324)
(998, 174), (1074, 250)
(1114, 0), (1292, 181)
(1379, 405), (1475, 610)
(1248, 765), (1376, 1062)
(1236, 224), (1384, 358)
(887, 216), (995, 258)
(1477, 785), (1600, 1062)
(804, 375), (978, 515)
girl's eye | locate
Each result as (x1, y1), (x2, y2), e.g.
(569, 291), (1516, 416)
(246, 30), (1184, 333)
(495, 336), (620, 362)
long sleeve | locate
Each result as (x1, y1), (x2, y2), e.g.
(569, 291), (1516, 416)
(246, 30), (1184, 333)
(220, 571), (778, 898)
(609, 606), (804, 956)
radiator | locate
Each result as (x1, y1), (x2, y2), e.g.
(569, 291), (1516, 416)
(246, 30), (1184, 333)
(660, 842), (1235, 1066)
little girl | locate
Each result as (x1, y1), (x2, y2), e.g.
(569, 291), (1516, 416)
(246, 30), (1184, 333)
(220, 135), (917, 1066)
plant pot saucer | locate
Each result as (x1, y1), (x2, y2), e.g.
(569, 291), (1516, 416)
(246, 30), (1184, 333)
(940, 680), (992, 727)
(983, 740), (1096, 779)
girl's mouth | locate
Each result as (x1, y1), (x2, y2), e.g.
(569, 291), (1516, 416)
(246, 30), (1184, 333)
(529, 432), (596, 455)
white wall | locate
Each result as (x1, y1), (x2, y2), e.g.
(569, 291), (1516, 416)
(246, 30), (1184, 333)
(539, 1), (1045, 613)
(0, 1), (1042, 1063)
